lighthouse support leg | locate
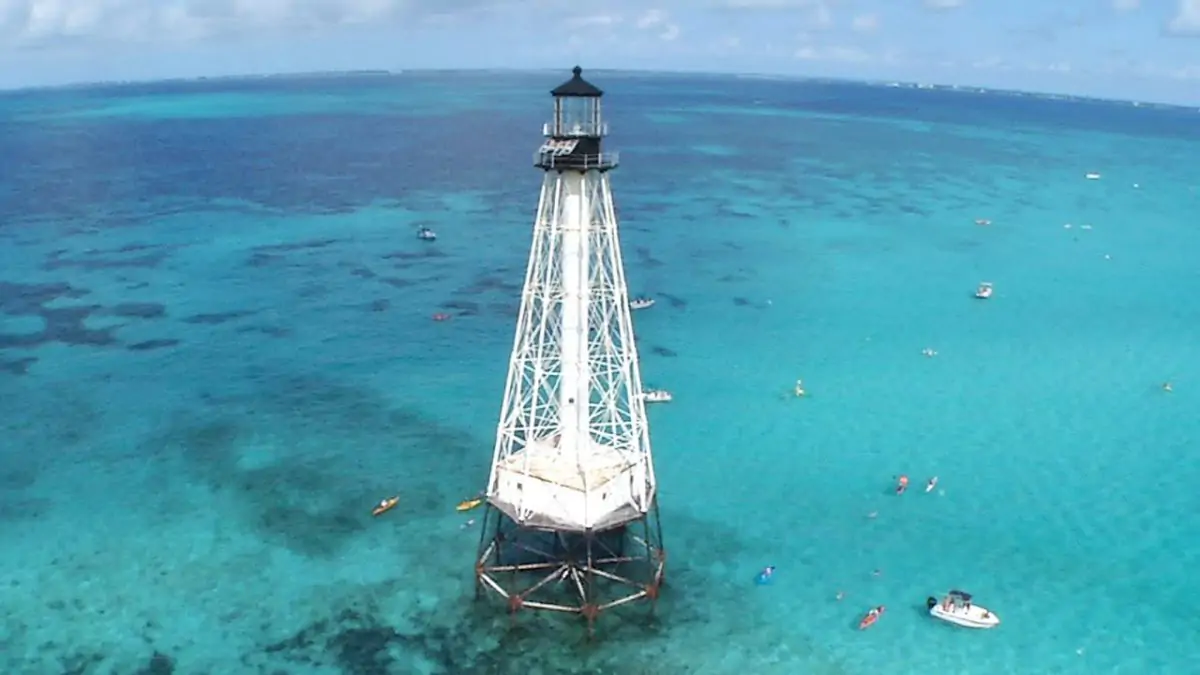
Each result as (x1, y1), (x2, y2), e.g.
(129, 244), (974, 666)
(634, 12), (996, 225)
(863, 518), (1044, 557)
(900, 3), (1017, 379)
(473, 501), (666, 635)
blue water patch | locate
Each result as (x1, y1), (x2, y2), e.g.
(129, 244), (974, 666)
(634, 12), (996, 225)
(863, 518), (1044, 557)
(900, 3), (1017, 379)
(1, 72), (1198, 674)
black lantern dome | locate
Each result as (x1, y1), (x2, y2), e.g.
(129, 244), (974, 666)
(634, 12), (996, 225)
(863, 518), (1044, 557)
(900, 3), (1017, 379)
(535, 67), (615, 172)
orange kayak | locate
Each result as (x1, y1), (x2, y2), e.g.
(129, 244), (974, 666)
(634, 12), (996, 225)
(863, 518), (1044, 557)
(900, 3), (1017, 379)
(456, 498), (483, 512)
(859, 606), (885, 630)
(372, 496), (399, 517)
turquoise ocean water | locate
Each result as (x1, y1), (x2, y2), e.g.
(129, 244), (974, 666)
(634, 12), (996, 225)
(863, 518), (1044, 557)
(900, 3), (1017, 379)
(1, 71), (1198, 674)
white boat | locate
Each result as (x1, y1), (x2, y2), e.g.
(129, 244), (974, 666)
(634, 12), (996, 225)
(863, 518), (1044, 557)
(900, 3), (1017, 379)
(630, 297), (656, 310)
(974, 282), (993, 299)
(641, 389), (672, 403)
(927, 591), (1000, 629)
(417, 227), (437, 241)
(1085, 172), (1101, 180)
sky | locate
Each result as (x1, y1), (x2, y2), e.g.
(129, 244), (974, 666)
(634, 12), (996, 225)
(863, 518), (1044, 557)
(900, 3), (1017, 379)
(1, 0), (1198, 105)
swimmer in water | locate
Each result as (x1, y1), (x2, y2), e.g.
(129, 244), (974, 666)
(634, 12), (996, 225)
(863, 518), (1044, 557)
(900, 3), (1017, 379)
(836, 591), (845, 601)
(896, 475), (909, 494)
(460, 518), (476, 530)
(866, 511), (878, 519)
(755, 566), (776, 585)
(794, 379), (806, 397)
(1163, 382), (1173, 392)
(926, 476), (938, 492)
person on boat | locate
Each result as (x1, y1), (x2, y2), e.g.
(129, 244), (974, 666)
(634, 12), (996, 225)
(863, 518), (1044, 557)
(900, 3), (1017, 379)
(755, 566), (776, 585)
(896, 475), (909, 494)
(859, 605), (886, 629)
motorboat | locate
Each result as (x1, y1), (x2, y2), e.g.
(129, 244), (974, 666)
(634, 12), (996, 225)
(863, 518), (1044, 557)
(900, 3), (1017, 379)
(630, 297), (656, 310)
(927, 591), (1000, 629)
(417, 226), (437, 241)
(974, 282), (993, 299)
(641, 389), (672, 403)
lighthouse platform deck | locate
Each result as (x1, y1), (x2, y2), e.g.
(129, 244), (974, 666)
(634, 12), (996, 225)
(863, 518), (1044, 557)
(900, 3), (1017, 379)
(489, 437), (652, 532)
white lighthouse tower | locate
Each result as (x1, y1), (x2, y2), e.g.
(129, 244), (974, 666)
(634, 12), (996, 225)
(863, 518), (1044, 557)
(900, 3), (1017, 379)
(474, 66), (665, 635)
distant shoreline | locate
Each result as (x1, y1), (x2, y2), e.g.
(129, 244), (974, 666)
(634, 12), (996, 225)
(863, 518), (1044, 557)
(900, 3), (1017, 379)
(1, 68), (1196, 112)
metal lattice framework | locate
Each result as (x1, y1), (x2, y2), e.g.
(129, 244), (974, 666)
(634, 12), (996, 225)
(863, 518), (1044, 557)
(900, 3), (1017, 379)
(486, 168), (656, 532)
(475, 67), (664, 636)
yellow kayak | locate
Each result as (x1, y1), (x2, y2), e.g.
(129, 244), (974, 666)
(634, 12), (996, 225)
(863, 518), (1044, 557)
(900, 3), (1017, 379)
(456, 498), (483, 512)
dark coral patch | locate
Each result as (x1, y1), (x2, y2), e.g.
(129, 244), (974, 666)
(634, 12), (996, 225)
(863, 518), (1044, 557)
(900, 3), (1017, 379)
(634, 246), (663, 268)
(457, 274), (515, 295)
(658, 293), (687, 309)
(253, 602), (678, 675)
(107, 302), (166, 319)
(181, 310), (257, 325)
(0, 280), (88, 315)
(381, 249), (447, 261)
(128, 339), (180, 352)
(132, 651), (175, 675)
(43, 246), (170, 271)
(443, 300), (479, 317)
(237, 325), (291, 338)
(245, 252), (284, 268)
(0, 281), (133, 347)
(0, 356), (37, 374)
(254, 238), (345, 253)
(40, 307), (116, 346)
(154, 374), (484, 558)
(43, 248), (169, 272)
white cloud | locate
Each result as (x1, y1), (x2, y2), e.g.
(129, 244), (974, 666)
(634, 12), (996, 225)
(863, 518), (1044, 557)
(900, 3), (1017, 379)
(0, 0), (417, 47)
(1112, 0), (1140, 10)
(851, 13), (878, 32)
(565, 14), (621, 29)
(810, 3), (832, 28)
(923, 0), (963, 10)
(635, 9), (665, 29)
(711, 0), (835, 29)
(1167, 0), (1200, 35)
(633, 9), (680, 40)
(1169, 64), (1200, 79)
(715, 0), (823, 8)
(794, 44), (892, 64)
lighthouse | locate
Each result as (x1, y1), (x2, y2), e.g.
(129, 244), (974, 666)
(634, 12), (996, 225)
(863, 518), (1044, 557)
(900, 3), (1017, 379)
(474, 66), (665, 635)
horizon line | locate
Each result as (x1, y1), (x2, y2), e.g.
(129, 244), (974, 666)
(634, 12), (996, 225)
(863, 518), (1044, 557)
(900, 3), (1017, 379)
(2, 66), (1196, 112)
